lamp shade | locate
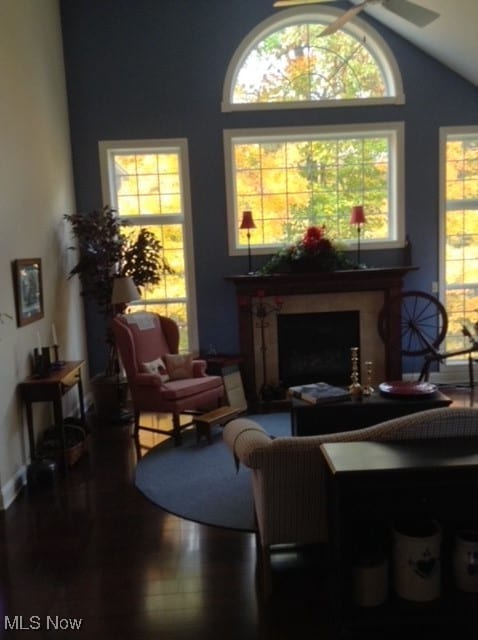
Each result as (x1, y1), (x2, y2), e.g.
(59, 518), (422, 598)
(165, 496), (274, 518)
(111, 276), (141, 305)
(240, 210), (256, 230)
(350, 205), (366, 225)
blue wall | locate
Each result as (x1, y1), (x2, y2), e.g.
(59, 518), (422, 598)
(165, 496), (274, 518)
(60, 0), (478, 375)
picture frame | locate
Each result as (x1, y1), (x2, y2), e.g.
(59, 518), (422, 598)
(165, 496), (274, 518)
(12, 258), (44, 327)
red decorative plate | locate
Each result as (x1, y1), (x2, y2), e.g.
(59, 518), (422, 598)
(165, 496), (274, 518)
(379, 381), (438, 398)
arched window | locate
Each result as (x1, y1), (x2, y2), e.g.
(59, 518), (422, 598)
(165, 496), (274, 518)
(222, 7), (404, 111)
(223, 8), (406, 255)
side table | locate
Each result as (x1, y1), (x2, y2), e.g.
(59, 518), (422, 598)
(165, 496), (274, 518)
(19, 360), (86, 469)
(202, 353), (244, 375)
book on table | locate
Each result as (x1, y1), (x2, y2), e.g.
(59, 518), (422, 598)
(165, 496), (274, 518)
(288, 382), (351, 405)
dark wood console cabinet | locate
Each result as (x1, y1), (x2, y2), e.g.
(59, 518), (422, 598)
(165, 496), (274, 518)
(321, 440), (478, 637)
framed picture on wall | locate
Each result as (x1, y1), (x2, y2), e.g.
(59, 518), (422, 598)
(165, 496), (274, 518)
(12, 258), (44, 327)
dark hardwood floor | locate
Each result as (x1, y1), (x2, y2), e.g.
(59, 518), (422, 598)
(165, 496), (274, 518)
(0, 387), (475, 639)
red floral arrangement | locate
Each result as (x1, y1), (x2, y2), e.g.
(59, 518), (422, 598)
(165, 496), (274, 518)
(261, 225), (353, 274)
(301, 225), (333, 254)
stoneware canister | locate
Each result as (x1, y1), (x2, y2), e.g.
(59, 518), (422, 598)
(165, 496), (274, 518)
(352, 551), (388, 607)
(453, 529), (478, 593)
(392, 519), (441, 602)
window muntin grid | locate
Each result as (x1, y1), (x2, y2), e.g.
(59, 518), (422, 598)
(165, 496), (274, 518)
(442, 129), (478, 359)
(99, 140), (197, 353)
(225, 123), (403, 253)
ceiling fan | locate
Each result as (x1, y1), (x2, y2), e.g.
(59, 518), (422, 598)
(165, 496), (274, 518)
(272, 0), (440, 36)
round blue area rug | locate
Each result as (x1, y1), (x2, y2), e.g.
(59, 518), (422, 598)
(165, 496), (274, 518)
(135, 413), (291, 532)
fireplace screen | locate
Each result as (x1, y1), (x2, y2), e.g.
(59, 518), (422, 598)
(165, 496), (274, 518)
(278, 311), (360, 387)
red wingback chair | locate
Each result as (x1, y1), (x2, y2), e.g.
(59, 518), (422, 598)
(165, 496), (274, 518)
(112, 312), (224, 444)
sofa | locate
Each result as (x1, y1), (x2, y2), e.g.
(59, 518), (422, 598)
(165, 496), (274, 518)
(223, 407), (478, 597)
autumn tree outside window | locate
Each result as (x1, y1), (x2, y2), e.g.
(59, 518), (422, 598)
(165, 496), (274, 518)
(440, 127), (478, 359)
(99, 139), (198, 354)
(223, 7), (403, 111)
(221, 7), (405, 256)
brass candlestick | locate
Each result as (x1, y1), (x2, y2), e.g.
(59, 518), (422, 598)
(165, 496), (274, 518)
(349, 346), (363, 398)
(363, 360), (374, 396)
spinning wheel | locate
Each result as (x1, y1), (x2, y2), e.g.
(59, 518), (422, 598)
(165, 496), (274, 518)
(378, 291), (448, 357)
(379, 290), (478, 385)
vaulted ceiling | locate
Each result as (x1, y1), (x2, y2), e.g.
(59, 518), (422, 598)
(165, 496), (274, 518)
(351, 0), (478, 87)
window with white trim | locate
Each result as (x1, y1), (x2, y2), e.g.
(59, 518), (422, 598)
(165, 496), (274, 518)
(99, 139), (198, 353)
(440, 126), (478, 359)
(225, 123), (404, 254)
(222, 7), (404, 111)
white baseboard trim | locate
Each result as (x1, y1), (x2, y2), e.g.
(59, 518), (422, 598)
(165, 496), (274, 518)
(0, 465), (27, 510)
(0, 394), (95, 512)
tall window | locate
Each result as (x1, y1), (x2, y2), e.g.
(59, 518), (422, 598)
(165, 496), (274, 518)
(440, 127), (478, 358)
(225, 123), (404, 254)
(222, 8), (404, 255)
(99, 139), (198, 353)
(222, 7), (404, 111)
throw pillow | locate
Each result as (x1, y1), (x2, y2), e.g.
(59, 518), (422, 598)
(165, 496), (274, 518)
(140, 357), (170, 382)
(164, 353), (194, 380)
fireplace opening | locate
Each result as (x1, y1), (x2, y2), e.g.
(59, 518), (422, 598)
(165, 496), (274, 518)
(277, 311), (360, 387)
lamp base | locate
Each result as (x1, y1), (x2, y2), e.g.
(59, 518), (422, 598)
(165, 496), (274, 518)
(246, 237), (254, 275)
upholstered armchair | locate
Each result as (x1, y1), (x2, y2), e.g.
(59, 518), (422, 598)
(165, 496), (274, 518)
(112, 312), (224, 444)
(223, 407), (478, 597)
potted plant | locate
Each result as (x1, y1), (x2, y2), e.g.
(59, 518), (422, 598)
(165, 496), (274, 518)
(65, 205), (172, 319)
(64, 205), (173, 420)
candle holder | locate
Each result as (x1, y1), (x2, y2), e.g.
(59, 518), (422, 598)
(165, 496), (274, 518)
(362, 360), (374, 396)
(349, 346), (363, 398)
(242, 292), (283, 400)
(33, 347), (51, 378)
(51, 344), (65, 369)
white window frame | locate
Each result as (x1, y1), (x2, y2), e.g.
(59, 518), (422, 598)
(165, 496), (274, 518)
(224, 122), (405, 256)
(439, 125), (478, 298)
(222, 6), (405, 112)
(98, 138), (199, 354)
(439, 125), (478, 365)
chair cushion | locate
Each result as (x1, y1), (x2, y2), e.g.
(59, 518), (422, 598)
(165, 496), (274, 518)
(160, 375), (222, 400)
(164, 353), (194, 380)
(140, 357), (170, 383)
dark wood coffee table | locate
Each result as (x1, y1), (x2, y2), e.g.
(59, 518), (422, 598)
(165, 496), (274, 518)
(291, 389), (452, 436)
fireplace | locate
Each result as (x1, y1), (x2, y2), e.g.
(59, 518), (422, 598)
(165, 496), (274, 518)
(227, 267), (416, 403)
(254, 290), (385, 396)
(278, 311), (360, 387)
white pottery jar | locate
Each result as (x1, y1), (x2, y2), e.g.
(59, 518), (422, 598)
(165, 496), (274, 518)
(352, 552), (388, 607)
(453, 529), (478, 593)
(392, 519), (441, 602)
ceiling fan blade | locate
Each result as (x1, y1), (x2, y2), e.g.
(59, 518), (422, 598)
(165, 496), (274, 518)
(383, 0), (440, 27)
(318, 1), (371, 37)
(273, 0), (330, 7)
